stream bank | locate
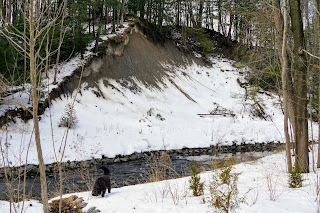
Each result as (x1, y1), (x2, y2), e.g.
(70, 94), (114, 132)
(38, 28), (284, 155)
(0, 142), (284, 201)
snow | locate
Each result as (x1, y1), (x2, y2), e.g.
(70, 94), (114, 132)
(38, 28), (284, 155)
(0, 22), (131, 117)
(1, 54), (318, 167)
(1, 150), (319, 213)
(0, 20), (319, 212)
(0, 56), (296, 167)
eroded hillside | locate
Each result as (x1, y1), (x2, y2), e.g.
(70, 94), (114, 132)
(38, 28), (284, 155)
(0, 20), (286, 166)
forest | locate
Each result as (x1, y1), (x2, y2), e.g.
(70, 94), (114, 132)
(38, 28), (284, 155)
(0, 0), (320, 212)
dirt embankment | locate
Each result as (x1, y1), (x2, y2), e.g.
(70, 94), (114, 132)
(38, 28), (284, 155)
(0, 19), (209, 127)
(80, 20), (209, 94)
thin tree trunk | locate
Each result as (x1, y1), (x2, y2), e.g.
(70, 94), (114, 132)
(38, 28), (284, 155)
(106, 5), (109, 28)
(272, 0), (293, 173)
(120, 0), (124, 26)
(8, 0), (11, 23)
(89, 1), (91, 34)
(227, 0), (233, 42)
(197, 0), (204, 28)
(29, 1), (49, 212)
(316, 0), (320, 168)
(53, 0), (67, 85)
(273, 0), (295, 131)
(176, 0), (180, 26)
(281, 0), (293, 173)
(188, 1), (196, 27)
(23, 1), (27, 88)
(112, 6), (115, 32)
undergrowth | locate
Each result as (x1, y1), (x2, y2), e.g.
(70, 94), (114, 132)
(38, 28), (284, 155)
(209, 166), (246, 213)
(189, 160), (204, 197)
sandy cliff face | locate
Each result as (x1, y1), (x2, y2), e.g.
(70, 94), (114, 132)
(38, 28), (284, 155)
(0, 21), (207, 126)
(81, 22), (208, 94)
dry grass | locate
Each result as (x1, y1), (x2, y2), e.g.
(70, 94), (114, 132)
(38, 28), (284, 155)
(49, 195), (86, 213)
(145, 151), (178, 182)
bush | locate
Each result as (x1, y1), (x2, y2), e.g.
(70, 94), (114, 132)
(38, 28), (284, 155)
(185, 27), (215, 55)
(288, 165), (303, 188)
(156, 113), (165, 121)
(209, 166), (246, 213)
(58, 103), (78, 128)
(146, 152), (175, 182)
(209, 102), (233, 115)
(189, 160), (204, 196)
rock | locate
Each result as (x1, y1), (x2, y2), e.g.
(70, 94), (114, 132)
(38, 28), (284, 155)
(86, 207), (101, 213)
(102, 158), (113, 164)
(128, 154), (138, 161)
(74, 197), (84, 203)
(69, 162), (77, 169)
(114, 158), (120, 163)
(119, 157), (129, 162)
(79, 201), (88, 209)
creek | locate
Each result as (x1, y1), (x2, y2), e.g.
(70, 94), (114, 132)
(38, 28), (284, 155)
(0, 142), (284, 201)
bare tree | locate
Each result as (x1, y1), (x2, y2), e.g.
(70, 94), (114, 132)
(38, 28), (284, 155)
(0, 1), (66, 212)
(272, 0), (293, 172)
(316, 0), (320, 169)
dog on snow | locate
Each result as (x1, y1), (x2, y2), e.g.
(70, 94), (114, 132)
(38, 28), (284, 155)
(92, 166), (111, 197)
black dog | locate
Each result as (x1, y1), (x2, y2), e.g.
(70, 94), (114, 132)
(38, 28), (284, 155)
(92, 166), (111, 197)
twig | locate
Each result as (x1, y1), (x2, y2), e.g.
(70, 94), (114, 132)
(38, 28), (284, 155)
(302, 49), (320, 60)
(197, 113), (236, 117)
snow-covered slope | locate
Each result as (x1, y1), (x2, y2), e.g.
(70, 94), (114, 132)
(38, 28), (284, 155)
(2, 58), (286, 166)
(1, 150), (319, 213)
(0, 22), (296, 166)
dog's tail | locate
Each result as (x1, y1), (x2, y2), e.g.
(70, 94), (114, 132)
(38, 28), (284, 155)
(100, 166), (110, 175)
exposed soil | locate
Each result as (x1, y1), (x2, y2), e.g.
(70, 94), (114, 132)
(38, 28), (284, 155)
(0, 19), (211, 127)
(81, 25), (209, 93)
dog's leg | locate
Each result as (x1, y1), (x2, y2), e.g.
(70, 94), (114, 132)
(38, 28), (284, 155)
(108, 186), (111, 193)
(101, 189), (106, 197)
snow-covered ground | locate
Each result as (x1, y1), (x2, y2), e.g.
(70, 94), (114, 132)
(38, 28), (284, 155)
(0, 20), (319, 213)
(0, 56), (295, 167)
(1, 150), (319, 213)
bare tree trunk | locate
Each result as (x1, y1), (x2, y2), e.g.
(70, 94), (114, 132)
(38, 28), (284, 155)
(29, 1), (49, 211)
(120, 0), (124, 26)
(273, 0), (295, 131)
(289, 0), (309, 173)
(51, 3), (68, 212)
(316, 0), (320, 168)
(53, 0), (67, 85)
(23, 2), (27, 88)
(227, 0), (234, 42)
(272, 0), (293, 173)
(187, 1), (196, 27)
(281, 0), (293, 173)
(217, 0), (225, 36)
(176, 0), (180, 26)
(112, 6), (115, 33)
(197, 0), (204, 28)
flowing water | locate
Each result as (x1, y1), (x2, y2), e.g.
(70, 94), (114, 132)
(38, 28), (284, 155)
(0, 150), (276, 201)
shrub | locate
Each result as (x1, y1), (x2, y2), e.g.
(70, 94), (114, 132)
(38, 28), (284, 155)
(58, 103), (78, 128)
(185, 27), (215, 55)
(189, 160), (204, 196)
(209, 166), (246, 213)
(147, 108), (155, 116)
(288, 165), (303, 188)
(146, 152), (175, 182)
(209, 102), (233, 115)
(156, 113), (165, 121)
